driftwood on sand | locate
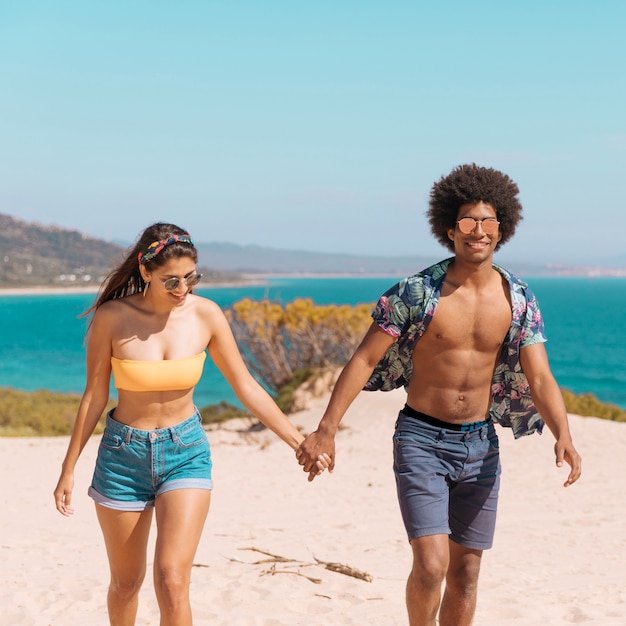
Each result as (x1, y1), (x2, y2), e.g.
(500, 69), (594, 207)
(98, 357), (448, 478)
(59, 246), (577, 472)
(226, 547), (374, 584)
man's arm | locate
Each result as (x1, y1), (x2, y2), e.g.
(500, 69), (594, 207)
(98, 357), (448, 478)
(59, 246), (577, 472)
(296, 322), (396, 481)
(520, 342), (582, 486)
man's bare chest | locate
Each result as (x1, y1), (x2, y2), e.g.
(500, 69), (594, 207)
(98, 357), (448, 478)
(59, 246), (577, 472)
(425, 290), (512, 350)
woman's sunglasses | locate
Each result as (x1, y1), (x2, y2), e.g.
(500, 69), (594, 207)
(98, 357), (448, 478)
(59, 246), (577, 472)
(161, 273), (203, 291)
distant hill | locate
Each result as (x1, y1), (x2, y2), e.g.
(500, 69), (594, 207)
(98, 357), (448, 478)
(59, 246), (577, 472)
(194, 242), (439, 276)
(0, 216), (441, 287)
(0, 215), (242, 288)
(193, 243), (618, 278)
(0, 214), (125, 287)
(1, 214), (624, 288)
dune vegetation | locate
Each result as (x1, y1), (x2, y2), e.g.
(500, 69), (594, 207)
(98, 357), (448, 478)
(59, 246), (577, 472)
(1, 384), (624, 438)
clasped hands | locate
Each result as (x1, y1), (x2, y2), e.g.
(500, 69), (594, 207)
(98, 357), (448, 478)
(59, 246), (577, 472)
(295, 430), (335, 482)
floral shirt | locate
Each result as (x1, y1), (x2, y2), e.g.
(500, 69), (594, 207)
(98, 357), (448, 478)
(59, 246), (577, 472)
(364, 258), (547, 439)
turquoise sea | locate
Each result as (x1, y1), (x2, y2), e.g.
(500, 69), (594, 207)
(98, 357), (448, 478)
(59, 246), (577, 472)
(1, 276), (626, 409)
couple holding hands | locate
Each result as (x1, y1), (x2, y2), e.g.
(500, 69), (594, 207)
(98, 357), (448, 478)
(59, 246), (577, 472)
(54, 164), (580, 626)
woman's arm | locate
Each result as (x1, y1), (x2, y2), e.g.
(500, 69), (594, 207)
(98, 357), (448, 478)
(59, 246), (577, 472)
(54, 308), (113, 515)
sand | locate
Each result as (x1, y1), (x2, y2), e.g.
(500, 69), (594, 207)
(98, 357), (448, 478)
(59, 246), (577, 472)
(1, 387), (625, 625)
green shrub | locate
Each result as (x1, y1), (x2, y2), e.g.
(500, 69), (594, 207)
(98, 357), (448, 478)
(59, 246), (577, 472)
(226, 298), (372, 394)
(0, 388), (113, 436)
(274, 368), (315, 413)
(561, 389), (626, 422)
(199, 401), (252, 424)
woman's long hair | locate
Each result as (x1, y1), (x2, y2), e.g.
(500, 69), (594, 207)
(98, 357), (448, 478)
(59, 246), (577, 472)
(83, 222), (198, 318)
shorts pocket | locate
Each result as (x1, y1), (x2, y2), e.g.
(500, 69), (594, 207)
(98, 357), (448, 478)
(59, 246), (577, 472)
(393, 427), (437, 447)
(100, 429), (126, 451)
(393, 432), (438, 476)
(173, 424), (208, 449)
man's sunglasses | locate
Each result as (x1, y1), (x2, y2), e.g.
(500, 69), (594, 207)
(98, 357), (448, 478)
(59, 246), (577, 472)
(457, 217), (500, 235)
(161, 273), (203, 291)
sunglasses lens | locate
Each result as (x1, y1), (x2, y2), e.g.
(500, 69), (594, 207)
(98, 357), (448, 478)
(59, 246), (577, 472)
(187, 273), (202, 287)
(482, 220), (499, 234)
(162, 277), (180, 290)
(458, 218), (475, 234)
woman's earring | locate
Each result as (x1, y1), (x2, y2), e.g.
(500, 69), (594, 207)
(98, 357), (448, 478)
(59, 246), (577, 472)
(143, 281), (150, 298)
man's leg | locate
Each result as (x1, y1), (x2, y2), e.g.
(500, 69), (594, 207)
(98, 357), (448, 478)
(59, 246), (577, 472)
(406, 534), (450, 626)
(439, 540), (483, 626)
(438, 422), (499, 625)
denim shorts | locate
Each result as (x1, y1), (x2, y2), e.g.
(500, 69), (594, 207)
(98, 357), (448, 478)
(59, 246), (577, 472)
(88, 409), (213, 511)
(393, 409), (501, 550)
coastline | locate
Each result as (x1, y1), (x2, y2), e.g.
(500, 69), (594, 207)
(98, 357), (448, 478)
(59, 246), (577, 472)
(0, 279), (267, 297)
(2, 269), (626, 297)
(0, 275), (397, 296)
(0, 286), (102, 297)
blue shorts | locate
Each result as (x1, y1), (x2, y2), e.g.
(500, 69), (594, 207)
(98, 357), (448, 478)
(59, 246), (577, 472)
(88, 409), (213, 511)
(393, 409), (501, 550)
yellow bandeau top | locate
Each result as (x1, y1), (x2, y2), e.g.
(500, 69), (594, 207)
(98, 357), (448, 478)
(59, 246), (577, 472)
(110, 352), (206, 392)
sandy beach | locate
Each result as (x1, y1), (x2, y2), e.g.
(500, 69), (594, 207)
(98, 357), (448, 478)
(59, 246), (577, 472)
(1, 387), (625, 625)
(0, 286), (103, 296)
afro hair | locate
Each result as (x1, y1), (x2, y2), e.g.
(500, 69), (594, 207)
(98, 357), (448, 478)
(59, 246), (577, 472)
(428, 163), (523, 252)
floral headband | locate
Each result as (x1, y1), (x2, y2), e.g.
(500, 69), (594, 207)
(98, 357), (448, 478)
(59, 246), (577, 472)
(138, 235), (194, 264)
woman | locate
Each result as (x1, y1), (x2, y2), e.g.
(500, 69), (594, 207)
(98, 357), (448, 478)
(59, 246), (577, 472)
(54, 222), (328, 625)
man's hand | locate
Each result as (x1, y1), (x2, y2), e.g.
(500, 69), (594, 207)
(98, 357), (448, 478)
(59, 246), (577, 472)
(555, 439), (582, 487)
(296, 430), (336, 482)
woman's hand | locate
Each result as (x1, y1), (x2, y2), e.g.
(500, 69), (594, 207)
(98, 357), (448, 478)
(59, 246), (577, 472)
(310, 452), (332, 480)
(53, 472), (76, 517)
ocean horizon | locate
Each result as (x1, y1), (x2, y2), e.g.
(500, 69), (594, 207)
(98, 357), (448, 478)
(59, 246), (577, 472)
(2, 275), (626, 410)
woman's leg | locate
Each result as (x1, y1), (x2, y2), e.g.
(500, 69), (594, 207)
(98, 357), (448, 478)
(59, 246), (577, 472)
(153, 488), (211, 626)
(95, 504), (154, 626)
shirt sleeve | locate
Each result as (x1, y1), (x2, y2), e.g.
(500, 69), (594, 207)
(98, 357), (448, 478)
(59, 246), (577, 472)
(371, 279), (412, 339)
(520, 287), (547, 347)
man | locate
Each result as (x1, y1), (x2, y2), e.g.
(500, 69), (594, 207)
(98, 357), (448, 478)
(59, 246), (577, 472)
(296, 163), (581, 626)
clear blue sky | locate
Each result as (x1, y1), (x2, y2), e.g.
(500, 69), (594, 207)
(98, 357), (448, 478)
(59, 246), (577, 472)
(1, 1), (625, 266)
